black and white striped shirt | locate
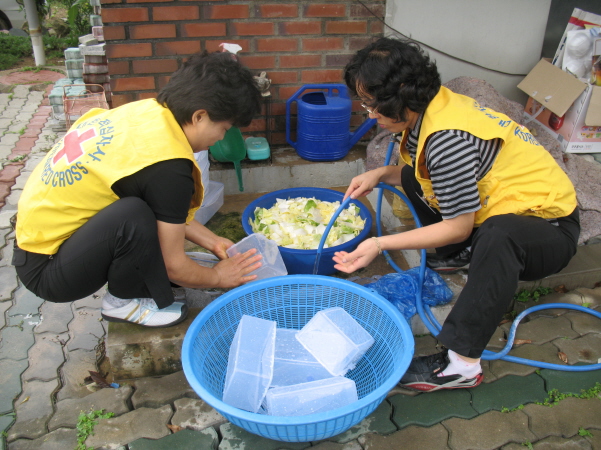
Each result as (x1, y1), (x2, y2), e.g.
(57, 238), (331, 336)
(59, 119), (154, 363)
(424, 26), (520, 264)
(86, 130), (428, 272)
(406, 114), (502, 220)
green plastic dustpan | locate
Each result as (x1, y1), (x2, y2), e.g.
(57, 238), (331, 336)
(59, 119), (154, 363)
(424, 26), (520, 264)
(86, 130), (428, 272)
(209, 127), (246, 191)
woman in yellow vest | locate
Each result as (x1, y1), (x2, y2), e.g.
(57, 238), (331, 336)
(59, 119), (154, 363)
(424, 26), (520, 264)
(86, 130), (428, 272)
(13, 51), (263, 328)
(333, 38), (580, 391)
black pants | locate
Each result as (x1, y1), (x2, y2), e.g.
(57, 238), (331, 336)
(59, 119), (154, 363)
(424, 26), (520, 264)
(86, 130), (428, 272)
(400, 165), (580, 358)
(13, 197), (175, 308)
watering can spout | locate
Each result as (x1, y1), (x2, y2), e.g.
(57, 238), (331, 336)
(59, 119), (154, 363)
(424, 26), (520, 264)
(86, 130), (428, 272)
(349, 118), (377, 148)
(209, 127), (246, 192)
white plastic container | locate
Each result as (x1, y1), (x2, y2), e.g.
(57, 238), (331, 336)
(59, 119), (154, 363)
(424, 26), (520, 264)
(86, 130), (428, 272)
(264, 376), (358, 416)
(222, 315), (276, 413)
(194, 151), (211, 196)
(195, 181), (224, 225)
(296, 307), (374, 376)
(226, 233), (287, 281)
(271, 328), (332, 387)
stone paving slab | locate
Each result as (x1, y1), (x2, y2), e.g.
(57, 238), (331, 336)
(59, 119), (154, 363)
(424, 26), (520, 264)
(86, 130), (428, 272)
(8, 378), (59, 441)
(501, 435), (592, 449)
(66, 306), (105, 352)
(470, 373), (547, 413)
(564, 310), (601, 335)
(21, 332), (68, 382)
(311, 441), (362, 450)
(131, 370), (198, 409)
(55, 348), (102, 401)
(443, 410), (537, 450)
(35, 302), (73, 334)
(0, 358), (28, 415)
(538, 368), (601, 395)
(8, 427), (79, 450)
(218, 423), (310, 450)
(522, 397), (601, 440)
(85, 405), (174, 449)
(326, 401), (397, 444)
(488, 342), (568, 379)
(48, 385), (133, 431)
(390, 388), (476, 429)
(171, 397), (226, 432)
(129, 427), (219, 450)
(553, 333), (601, 364)
(358, 425), (450, 450)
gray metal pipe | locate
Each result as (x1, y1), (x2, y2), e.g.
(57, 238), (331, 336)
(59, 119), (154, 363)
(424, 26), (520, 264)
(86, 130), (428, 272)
(22, 0), (46, 66)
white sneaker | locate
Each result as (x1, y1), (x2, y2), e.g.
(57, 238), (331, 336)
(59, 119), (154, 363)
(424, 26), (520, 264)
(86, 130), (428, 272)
(101, 298), (188, 328)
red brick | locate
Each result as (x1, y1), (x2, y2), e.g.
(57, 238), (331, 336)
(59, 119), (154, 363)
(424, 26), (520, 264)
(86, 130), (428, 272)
(278, 85), (303, 100)
(138, 92), (158, 100)
(256, 38), (297, 52)
(129, 23), (176, 39)
(205, 39), (249, 53)
(152, 6), (199, 21)
(203, 4), (249, 19)
(103, 25), (125, 40)
(270, 102), (286, 116)
(349, 36), (375, 51)
(0, 164), (23, 183)
(350, 3), (384, 17)
(268, 71), (298, 84)
(110, 76), (155, 92)
(238, 55), (276, 70)
(106, 42), (152, 58)
(302, 37), (344, 51)
(133, 59), (178, 74)
(256, 4), (298, 18)
(101, 7), (148, 23)
(12, 138), (36, 152)
(108, 60), (129, 75)
(110, 93), (135, 108)
(278, 21), (321, 35)
(240, 118), (266, 133)
(158, 76), (171, 89)
(301, 69), (343, 83)
(231, 22), (274, 36)
(100, 0), (121, 5)
(370, 20), (384, 34)
(183, 22), (226, 37)
(155, 40), (201, 56)
(280, 54), (321, 68)
(126, 0), (164, 3)
(305, 4), (346, 17)
(326, 21), (367, 34)
(325, 53), (354, 67)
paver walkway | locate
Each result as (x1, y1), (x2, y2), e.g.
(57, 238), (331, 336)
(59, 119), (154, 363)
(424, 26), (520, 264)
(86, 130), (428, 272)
(0, 74), (600, 450)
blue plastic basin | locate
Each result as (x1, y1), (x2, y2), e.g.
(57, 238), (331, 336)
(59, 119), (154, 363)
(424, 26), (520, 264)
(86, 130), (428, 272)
(242, 187), (373, 275)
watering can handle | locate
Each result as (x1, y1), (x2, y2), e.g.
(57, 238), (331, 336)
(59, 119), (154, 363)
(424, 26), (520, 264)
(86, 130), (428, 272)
(286, 84), (348, 149)
(349, 118), (377, 148)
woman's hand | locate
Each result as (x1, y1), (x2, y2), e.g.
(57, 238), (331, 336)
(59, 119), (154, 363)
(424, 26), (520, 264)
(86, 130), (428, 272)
(333, 238), (380, 273)
(213, 249), (262, 288)
(343, 165), (403, 200)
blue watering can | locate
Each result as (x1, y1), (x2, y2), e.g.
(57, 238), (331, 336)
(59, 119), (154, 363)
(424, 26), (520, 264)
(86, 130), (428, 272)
(286, 84), (376, 162)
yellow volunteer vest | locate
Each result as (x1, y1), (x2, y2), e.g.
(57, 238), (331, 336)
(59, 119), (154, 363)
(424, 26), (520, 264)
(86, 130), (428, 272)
(16, 98), (204, 254)
(399, 87), (577, 225)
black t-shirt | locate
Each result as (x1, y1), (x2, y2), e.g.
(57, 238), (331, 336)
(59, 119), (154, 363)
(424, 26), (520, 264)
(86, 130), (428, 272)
(111, 159), (195, 224)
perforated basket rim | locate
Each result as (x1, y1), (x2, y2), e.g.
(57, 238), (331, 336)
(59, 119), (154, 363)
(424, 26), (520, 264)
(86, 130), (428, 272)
(182, 274), (414, 427)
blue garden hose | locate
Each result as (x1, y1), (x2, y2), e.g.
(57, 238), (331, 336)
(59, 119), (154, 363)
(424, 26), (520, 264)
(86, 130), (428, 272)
(315, 135), (601, 371)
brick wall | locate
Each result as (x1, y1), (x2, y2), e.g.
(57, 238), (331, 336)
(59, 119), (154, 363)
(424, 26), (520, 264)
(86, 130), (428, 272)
(100, 0), (385, 145)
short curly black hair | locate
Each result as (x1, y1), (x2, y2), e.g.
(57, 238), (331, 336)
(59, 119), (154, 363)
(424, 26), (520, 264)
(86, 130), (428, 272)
(344, 37), (441, 123)
(157, 51), (262, 128)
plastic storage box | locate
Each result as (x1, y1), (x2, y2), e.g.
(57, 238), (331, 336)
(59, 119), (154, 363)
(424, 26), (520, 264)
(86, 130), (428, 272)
(226, 234), (287, 281)
(195, 181), (224, 225)
(264, 376), (358, 417)
(245, 137), (270, 161)
(296, 307), (374, 376)
(271, 329), (332, 387)
(194, 151), (210, 193)
(223, 315), (276, 413)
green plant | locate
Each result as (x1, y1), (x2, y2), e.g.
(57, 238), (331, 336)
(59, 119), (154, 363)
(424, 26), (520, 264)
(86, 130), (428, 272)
(522, 442), (533, 450)
(514, 286), (553, 303)
(0, 35), (33, 70)
(76, 409), (114, 450)
(18, 127), (26, 135)
(578, 427), (593, 437)
(9, 155), (27, 162)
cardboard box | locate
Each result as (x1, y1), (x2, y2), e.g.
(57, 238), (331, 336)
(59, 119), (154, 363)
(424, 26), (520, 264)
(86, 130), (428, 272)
(518, 59), (601, 153)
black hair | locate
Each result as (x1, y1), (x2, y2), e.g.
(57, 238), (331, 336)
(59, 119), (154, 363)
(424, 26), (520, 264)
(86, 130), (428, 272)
(157, 51), (262, 128)
(344, 37), (441, 122)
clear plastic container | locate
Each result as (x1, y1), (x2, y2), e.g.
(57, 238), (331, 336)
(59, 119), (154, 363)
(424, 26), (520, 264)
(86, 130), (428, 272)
(264, 376), (358, 416)
(226, 233), (287, 281)
(222, 315), (276, 413)
(296, 307), (374, 376)
(271, 328), (332, 387)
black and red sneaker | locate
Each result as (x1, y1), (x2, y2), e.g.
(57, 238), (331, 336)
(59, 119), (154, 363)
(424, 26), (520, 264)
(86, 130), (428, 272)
(399, 350), (483, 392)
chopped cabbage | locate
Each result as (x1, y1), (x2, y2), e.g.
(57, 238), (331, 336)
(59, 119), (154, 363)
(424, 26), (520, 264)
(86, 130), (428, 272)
(249, 197), (366, 249)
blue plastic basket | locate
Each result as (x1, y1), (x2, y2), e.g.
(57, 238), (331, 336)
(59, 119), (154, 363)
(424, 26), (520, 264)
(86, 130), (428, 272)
(241, 187), (373, 275)
(182, 275), (414, 442)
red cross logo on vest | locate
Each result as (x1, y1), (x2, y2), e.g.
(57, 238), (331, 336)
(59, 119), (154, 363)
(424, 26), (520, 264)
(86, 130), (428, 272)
(52, 128), (97, 165)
